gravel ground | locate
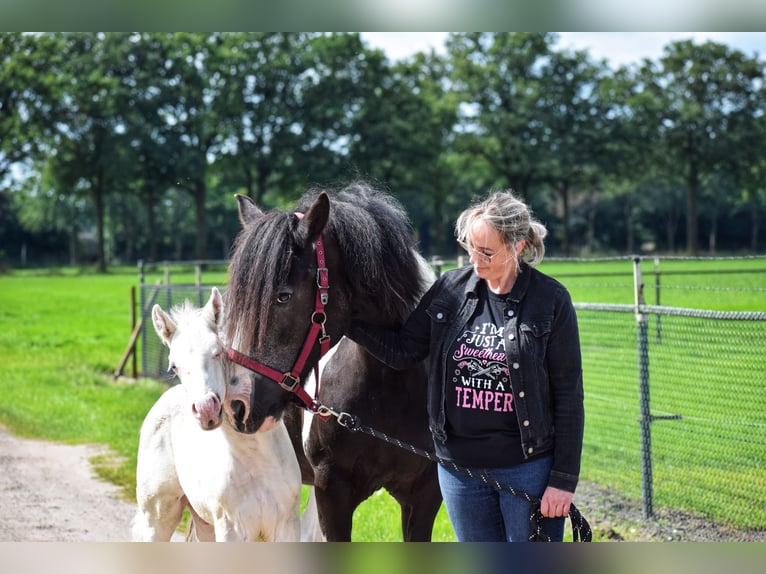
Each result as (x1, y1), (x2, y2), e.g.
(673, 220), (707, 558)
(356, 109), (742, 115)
(574, 480), (766, 542)
(0, 426), (136, 542)
(0, 425), (763, 542)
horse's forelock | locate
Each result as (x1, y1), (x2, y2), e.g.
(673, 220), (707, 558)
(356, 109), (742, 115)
(226, 210), (297, 353)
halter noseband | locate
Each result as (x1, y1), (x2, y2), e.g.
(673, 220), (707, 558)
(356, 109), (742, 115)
(226, 229), (332, 417)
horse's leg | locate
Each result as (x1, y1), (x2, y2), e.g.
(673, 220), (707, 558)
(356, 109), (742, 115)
(300, 486), (326, 542)
(132, 494), (186, 542)
(186, 504), (215, 541)
(267, 506), (301, 542)
(388, 467), (443, 541)
(314, 486), (354, 541)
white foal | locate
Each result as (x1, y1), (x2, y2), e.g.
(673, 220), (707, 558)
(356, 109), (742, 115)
(132, 288), (301, 542)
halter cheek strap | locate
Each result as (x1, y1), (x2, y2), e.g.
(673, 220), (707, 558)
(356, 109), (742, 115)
(226, 231), (331, 418)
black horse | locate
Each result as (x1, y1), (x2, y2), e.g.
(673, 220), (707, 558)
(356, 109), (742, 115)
(224, 183), (442, 541)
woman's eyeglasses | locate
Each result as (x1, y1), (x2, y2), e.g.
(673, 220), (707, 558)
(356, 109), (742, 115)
(457, 240), (503, 264)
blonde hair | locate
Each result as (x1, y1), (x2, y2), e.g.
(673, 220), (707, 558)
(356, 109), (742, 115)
(455, 190), (547, 267)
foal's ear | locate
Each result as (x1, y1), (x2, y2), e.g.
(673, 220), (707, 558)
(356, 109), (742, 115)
(151, 305), (177, 347)
(205, 287), (224, 328)
(235, 193), (262, 227)
(300, 191), (330, 243)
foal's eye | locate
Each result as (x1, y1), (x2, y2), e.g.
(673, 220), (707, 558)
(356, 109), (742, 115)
(276, 292), (292, 304)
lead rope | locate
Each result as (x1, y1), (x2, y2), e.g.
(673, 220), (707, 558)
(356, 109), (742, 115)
(322, 410), (592, 542)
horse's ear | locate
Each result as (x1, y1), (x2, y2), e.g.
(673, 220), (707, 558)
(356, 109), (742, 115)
(236, 194), (262, 227)
(300, 192), (330, 242)
(151, 304), (177, 347)
(205, 287), (223, 328)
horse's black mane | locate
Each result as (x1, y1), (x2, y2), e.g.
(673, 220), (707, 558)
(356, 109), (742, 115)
(226, 182), (426, 353)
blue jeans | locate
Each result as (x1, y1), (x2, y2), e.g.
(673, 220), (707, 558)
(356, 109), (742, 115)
(438, 456), (565, 542)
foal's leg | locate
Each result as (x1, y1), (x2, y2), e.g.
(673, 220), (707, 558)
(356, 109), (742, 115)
(186, 504), (215, 541)
(270, 494), (302, 542)
(132, 494), (186, 541)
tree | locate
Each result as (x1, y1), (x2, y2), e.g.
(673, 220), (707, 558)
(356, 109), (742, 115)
(447, 33), (556, 202)
(346, 46), (459, 254)
(150, 33), (230, 260)
(212, 33), (314, 207)
(640, 40), (764, 254)
(536, 46), (611, 255)
(0, 34), (64, 183)
(41, 32), (136, 271)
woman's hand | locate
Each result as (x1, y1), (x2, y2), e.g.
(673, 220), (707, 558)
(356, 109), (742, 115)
(540, 485), (573, 518)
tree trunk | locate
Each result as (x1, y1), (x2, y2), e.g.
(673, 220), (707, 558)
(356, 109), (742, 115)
(69, 219), (78, 266)
(665, 218), (676, 253)
(686, 160), (699, 255)
(559, 182), (571, 256)
(93, 178), (107, 273)
(193, 179), (207, 260)
(145, 194), (158, 262)
(625, 202), (635, 254)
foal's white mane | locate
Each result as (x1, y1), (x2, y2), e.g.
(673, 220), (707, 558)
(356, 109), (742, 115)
(168, 300), (219, 333)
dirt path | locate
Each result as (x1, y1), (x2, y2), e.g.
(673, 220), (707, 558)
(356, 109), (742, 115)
(0, 426), (136, 542)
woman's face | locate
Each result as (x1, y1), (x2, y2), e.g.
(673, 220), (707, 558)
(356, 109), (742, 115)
(464, 219), (524, 288)
(465, 219), (510, 276)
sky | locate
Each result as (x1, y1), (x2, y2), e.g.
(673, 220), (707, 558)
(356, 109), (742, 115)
(361, 32), (766, 67)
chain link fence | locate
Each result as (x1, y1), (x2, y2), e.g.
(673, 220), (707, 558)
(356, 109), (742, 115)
(577, 302), (766, 530)
(139, 283), (222, 381)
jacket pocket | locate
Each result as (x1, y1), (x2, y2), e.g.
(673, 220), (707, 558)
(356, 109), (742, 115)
(519, 319), (552, 363)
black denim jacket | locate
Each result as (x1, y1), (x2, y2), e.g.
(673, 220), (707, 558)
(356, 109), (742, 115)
(348, 263), (584, 493)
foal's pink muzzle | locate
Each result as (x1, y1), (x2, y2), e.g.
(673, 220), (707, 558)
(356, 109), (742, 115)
(192, 392), (223, 430)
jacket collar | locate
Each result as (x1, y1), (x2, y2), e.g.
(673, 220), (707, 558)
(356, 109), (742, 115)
(464, 261), (533, 303)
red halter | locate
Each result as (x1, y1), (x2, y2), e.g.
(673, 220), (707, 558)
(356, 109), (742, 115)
(226, 230), (331, 417)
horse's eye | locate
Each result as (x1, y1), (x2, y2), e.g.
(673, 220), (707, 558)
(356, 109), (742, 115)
(276, 292), (292, 304)
(167, 364), (178, 376)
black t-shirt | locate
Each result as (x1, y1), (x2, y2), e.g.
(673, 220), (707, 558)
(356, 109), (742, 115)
(436, 284), (526, 467)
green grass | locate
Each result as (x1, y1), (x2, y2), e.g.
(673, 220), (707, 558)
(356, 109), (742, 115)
(1, 257), (764, 539)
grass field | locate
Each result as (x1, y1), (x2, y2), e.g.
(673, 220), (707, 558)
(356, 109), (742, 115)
(1, 256), (764, 539)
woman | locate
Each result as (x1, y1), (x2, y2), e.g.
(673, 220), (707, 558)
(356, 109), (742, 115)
(348, 190), (584, 542)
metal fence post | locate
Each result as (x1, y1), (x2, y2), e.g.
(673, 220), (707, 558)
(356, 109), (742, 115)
(633, 256), (654, 518)
(654, 256), (662, 343)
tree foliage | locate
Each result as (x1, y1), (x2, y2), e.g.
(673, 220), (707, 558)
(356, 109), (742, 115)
(1, 32), (765, 269)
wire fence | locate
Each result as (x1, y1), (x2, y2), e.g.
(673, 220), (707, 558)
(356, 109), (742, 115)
(134, 255), (766, 532)
(576, 303), (766, 530)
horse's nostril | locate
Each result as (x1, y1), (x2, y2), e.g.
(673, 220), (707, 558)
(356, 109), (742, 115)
(231, 400), (246, 422)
